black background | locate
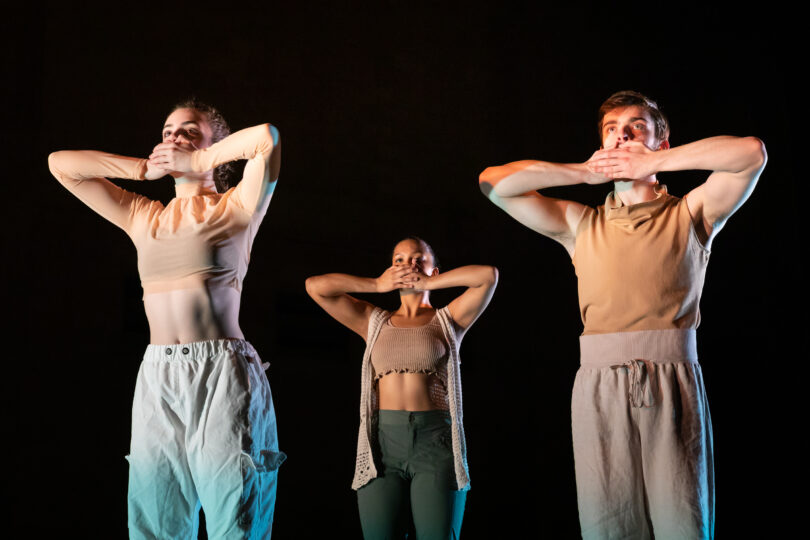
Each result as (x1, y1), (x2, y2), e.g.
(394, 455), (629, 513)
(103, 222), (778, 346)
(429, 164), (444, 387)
(4, 1), (801, 538)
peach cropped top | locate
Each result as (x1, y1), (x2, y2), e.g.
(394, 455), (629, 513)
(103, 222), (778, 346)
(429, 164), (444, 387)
(572, 185), (710, 335)
(370, 312), (449, 380)
(48, 124), (278, 296)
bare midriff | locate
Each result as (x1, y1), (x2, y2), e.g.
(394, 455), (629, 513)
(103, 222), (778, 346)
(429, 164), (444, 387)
(378, 372), (447, 411)
(144, 286), (243, 344)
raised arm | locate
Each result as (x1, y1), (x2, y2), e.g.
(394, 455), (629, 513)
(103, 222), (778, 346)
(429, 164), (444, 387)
(478, 159), (606, 256)
(48, 150), (151, 232)
(305, 266), (414, 339)
(410, 265), (499, 332)
(587, 136), (767, 240)
(190, 123), (281, 214)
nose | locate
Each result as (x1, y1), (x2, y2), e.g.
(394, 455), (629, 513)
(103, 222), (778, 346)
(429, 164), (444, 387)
(620, 124), (633, 140)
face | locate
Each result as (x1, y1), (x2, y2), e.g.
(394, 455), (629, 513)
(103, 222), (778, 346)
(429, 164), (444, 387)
(392, 239), (436, 275)
(600, 105), (667, 151)
(162, 108), (213, 150)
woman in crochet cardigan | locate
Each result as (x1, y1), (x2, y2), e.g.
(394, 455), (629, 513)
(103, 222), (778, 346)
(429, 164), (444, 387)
(306, 236), (498, 539)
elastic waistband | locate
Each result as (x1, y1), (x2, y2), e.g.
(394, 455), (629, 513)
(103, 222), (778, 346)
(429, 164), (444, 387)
(378, 409), (450, 426)
(143, 338), (257, 363)
(579, 329), (698, 367)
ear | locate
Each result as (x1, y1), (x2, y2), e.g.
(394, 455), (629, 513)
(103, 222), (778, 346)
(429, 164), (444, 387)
(430, 267), (439, 277)
(657, 139), (670, 151)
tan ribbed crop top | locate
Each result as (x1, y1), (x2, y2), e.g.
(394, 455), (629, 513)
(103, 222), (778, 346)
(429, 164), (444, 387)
(48, 124), (278, 297)
(572, 185), (710, 335)
(370, 312), (449, 380)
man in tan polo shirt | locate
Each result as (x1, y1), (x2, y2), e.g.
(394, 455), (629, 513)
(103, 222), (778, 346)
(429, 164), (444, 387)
(479, 91), (766, 539)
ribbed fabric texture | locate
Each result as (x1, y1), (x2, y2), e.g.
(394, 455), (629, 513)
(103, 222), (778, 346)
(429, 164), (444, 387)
(353, 307), (470, 491)
(370, 314), (448, 380)
(579, 328), (698, 367)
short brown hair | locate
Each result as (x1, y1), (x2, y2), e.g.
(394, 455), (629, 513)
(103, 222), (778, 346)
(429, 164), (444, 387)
(598, 91), (670, 143)
(170, 98), (236, 192)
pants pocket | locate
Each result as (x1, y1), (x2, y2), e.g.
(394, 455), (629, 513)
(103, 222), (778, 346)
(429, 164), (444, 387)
(237, 450), (286, 531)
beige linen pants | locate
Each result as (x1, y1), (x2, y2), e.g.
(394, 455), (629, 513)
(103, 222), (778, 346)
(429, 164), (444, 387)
(572, 329), (714, 540)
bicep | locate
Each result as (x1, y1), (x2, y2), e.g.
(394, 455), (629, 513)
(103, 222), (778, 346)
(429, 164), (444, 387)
(305, 286), (375, 339)
(689, 138), (767, 230)
(488, 191), (584, 254)
(48, 152), (141, 231)
(446, 271), (498, 332)
(688, 167), (763, 234)
(232, 125), (280, 213)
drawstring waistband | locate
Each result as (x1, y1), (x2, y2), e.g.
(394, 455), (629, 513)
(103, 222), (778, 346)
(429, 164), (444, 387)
(610, 359), (655, 407)
(580, 329), (698, 408)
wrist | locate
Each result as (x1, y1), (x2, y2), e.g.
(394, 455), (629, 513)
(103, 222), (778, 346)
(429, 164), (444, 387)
(648, 147), (668, 174)
(190, 149), (205, 173)
(136, 159), (150, 180)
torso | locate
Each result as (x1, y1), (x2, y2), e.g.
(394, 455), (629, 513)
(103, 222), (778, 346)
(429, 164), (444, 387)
(372, 308), (450, 411)
(572, 186), (710, 335)
(144, 286), (243, 344)
(130, 190), (267, 344)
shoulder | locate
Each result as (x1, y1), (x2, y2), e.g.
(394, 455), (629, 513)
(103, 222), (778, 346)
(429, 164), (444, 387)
(437, 306), (466, 342)
(367, 307), (391, 331)
(574, 203), (600, 238)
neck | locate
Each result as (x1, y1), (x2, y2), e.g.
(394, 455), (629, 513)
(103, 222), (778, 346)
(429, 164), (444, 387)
(174, 176), (217, 198)
(396, 291), (432, 317)
(613, 175), (659, 206)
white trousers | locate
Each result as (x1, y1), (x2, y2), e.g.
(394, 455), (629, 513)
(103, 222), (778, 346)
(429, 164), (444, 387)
(127, 339), (285, 540)
(572, 329), (714, 540)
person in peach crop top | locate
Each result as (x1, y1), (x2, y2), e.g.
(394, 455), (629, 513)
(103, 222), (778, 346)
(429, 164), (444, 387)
(306, 237), (498, 539)
(479, 91), (766, 539)
(48, 99), (284, 540)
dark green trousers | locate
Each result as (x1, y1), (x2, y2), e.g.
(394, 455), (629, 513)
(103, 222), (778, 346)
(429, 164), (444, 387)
(357, 410), (466, 540)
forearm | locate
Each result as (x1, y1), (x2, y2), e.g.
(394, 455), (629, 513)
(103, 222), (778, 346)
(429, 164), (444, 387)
(48, 151), (147, 186)
(305, 273), (379, 297)
(479, 160), (597, 198)
(652, 136), (766, 176)
(191, 124), (276, 173)
(424, 265), (498, 291)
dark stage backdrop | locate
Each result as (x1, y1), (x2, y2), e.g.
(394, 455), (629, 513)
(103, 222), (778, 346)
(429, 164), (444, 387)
(4, 2), (800, 538)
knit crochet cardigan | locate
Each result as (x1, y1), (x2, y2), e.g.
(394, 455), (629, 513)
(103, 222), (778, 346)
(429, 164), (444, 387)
(352, 306), (471, 491)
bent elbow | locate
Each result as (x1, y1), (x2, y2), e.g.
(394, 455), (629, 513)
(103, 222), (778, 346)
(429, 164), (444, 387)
(47, 151), (62, 172)
(267, 124), (280, 147)
(748, 136), (767, 169)
(47, 151), (69, 181)
(479, 167), (498, 198)
(482, 265), (499, 286)
(304, 276), (321, 298)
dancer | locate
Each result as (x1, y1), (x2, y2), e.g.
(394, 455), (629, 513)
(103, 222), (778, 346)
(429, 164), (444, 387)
(48, 100), (284, 539)
(306, 237), (497, 539)
(479, 91), (766, 539)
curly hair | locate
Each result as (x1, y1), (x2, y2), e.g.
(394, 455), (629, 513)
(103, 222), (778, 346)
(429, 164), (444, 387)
(170, 98), (236, 192)
(597, 90), (670, 144)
